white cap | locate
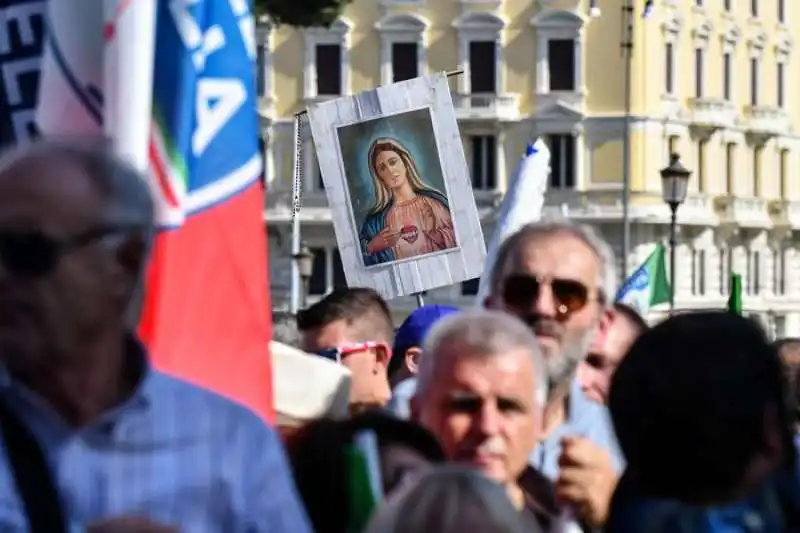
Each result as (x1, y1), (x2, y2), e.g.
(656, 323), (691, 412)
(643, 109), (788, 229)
(270, 341), (352, 426)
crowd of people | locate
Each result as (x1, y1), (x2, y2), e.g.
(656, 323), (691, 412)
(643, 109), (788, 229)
(1, 138), (799, 532)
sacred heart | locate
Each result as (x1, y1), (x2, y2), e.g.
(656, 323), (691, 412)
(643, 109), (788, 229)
(401, 225), (419, 244)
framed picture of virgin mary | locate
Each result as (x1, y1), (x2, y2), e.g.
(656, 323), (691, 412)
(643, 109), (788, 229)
(306, 73), (486, 300)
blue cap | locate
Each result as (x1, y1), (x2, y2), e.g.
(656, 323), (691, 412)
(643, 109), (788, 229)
(392, 305), (461, 359)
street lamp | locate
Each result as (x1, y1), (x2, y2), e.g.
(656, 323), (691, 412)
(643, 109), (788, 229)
(660, 153), (692, 313)
(293, 244), (314, 309)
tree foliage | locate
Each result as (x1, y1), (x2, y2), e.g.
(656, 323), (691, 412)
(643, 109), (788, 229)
(253, 0), (353, 27)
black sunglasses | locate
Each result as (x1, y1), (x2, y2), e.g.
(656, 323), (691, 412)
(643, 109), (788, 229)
(501, 274), (599, 317)
(0, 225), (142, 278)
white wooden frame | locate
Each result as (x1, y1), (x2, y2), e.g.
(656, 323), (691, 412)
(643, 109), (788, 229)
(306, 73), (486, 300)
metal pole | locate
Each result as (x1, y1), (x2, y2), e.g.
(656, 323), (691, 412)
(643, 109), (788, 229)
(415, 293), (425, 308)
(290, 115), (302, 314)
(668, 203), (678, 313)
(620, 0), (634, 281)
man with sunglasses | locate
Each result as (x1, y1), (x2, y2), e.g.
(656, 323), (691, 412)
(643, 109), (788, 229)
(485, 220), (624, 528)
(0, 141), (311, 532)
(298, 287), (395, 412)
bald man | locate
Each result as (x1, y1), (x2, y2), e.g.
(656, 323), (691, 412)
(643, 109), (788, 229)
(578, 303), (647, 405)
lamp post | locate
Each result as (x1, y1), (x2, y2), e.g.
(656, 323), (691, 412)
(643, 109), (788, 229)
(660, 153), (692, 313)
(292, 245), (314, 309)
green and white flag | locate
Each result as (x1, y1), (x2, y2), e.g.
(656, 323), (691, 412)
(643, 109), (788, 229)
(615, 243), (671, 314)
(345, 430), (383, 532)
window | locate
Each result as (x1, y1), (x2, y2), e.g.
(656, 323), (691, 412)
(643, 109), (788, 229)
(750, 251), (761, 295)
(303, 20), (350, 99)
(469, 41), (496, 93)
(750, 0), (758, 17)
(697, 140), (707, 192)
(256, 42), (269, 97)
(778, 0), (786, 23)
(531, 10), (584, 96)
(692, 249), (706, 295)
(777, 62), (785, 108)
(722, 52), (731, 100)
(753, 146), (763, 196)
(665, 43), (674, 94)
(774, 249), (786, 295)
(719, 248), (730, 295)
(308, 247), (347, 296)
(548, 39), (575, 91)
(694, 48), (704, 97)
(470, 135), (497, 190)
(376, 14), (428, 86)
(316, 44), (342, 96)
(750, 58), (759, 106)
(391, 42), (418, 82)
(461, 278), (480, 296)
(780, 149), (789, 197)
(726, 143), (736, 194)
(547, 134), (577, 189)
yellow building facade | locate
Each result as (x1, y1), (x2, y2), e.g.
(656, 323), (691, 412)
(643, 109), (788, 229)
(259, 0), (800, 332)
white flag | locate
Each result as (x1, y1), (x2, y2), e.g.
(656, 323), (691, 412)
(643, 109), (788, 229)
(476, 139), (550, 304)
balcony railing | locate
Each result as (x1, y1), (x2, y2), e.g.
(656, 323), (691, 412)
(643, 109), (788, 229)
(450, 92), (521, 121)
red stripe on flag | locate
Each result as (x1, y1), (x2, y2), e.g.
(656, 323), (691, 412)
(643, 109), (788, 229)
(139, 183), (274, 421)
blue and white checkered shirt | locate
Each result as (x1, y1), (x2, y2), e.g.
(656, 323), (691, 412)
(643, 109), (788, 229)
(0, 339), (312, 533)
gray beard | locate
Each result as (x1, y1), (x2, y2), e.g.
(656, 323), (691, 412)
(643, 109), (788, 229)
(546, 327), (594, 398)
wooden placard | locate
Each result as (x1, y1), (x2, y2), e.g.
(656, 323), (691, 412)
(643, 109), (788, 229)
(307, 73), (486, 300)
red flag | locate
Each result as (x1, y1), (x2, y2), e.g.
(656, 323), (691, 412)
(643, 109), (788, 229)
(139, 184), (273, 421)
(136, 1), (274, 421)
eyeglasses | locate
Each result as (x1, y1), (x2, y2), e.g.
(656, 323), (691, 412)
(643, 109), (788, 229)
(315, 341), (384, 364)
(0, 225), (142, 278)
(501, 274), (600, 318)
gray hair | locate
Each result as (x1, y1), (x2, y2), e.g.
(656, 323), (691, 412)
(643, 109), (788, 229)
(365, 466), (528, 533)
(417, 309), (548, 406)
(272, 311), (300, 346)
(490, 220), (617, 308)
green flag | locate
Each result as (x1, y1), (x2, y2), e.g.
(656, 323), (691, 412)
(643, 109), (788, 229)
(615, 243), (672, 314)
(727, 273), (742, 315)
(345, 430), (382, 532)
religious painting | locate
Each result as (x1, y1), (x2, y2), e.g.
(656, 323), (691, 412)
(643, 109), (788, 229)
(336, 109), (458, 268)
(306, 73), (486, 300)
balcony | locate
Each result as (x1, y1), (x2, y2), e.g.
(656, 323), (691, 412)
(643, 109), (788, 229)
(768, 199), (800, 230)
(687, 98), (736, 137)
(743, 106), (790, 143)
(713, 196), (771, 228)
(450, 92), (521, 121)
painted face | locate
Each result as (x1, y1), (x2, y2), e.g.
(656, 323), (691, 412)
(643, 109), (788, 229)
(374, 150), (408, 191)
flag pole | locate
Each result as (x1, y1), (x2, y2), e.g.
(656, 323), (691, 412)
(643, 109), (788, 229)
(290, 113), (304, 314)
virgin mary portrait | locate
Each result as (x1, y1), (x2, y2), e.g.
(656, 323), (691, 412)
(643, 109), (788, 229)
(359, 137), (457, 266)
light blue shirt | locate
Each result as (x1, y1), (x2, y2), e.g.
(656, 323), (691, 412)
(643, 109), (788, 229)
(530, 379), (625, 480)
(387, 377), (417, 419)
(0, 339), (313, 533)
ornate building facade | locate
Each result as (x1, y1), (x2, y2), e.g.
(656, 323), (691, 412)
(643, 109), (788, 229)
(257, 0), (800, 333)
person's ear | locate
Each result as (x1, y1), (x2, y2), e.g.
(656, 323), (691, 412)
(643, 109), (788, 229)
(483, 294), (495, 309)
(375, 344), (391, 368)
(405, 347), (422, 374)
